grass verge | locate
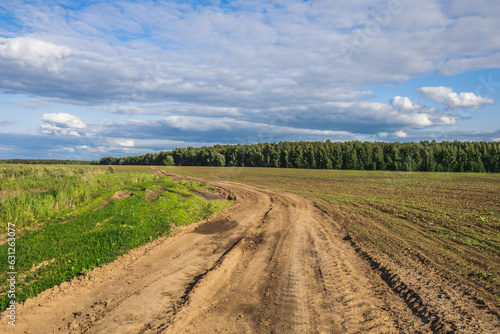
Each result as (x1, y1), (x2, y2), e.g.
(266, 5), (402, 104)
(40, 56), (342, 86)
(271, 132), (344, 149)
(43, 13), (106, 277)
(0, 166), (230, 312)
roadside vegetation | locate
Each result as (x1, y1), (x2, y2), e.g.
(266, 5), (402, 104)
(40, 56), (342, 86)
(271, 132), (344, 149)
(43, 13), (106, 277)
(0, 165), (230, 312)
(167, 166), (500, 309)
(0, 165), (142, 231)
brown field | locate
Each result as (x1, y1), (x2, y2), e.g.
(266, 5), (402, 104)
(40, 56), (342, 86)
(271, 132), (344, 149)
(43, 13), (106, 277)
(166, 167), (500, 308)
(3, 166), (499, 333)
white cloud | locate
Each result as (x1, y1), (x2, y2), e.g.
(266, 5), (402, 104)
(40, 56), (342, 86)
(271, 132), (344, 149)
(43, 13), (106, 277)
(394, 130), (408, 138)
(390, 96), (421, 112)
(438, 116), (458, 126)
(417, 86), (494, 110)
(58, 147), (76, 153)
(439, 53), (500, 76)
(40, 113), (86, 129)
(116, 139), (135, 147)
(402, 113), (433, 127)
(0, 37), (71, 72)
(310, 101), (435, 129)
(39, 113), (87, 137)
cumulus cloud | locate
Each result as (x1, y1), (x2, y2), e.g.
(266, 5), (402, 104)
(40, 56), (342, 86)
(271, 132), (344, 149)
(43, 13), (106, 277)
(437, 116), (458, 126)
(390, 96), (421, 112)
(109, 139), (135, 147)
(39, 124), (81, 137)
(40, 113), (86, 129)
(294, 101), (436, 132)
(417, 86), (494, 110)
(39, 113), (87, 137)
(0, 37), (71, 72)
(394, 130), (408, 138)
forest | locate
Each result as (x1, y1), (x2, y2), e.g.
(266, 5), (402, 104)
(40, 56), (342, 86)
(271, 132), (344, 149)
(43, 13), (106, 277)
(99, 141), (500, 173)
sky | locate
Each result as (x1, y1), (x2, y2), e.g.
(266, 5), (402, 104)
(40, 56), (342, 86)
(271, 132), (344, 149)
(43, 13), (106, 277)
(0, 0), (499, 160)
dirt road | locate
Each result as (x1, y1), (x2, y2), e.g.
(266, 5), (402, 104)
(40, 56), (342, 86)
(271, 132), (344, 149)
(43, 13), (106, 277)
(2, 171), (499, 333)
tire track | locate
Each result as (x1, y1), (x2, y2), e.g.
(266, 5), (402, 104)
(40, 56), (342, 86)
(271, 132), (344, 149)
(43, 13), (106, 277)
(2, 171), (497, 333)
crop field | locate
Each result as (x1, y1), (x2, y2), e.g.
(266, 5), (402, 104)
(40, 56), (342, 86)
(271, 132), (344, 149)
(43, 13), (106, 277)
(0, 165), (230, 312)
(166, 166), (500, 310)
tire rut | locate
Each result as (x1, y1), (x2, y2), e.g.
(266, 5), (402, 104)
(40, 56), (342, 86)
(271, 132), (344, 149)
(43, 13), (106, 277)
(2, 172), (498, 333)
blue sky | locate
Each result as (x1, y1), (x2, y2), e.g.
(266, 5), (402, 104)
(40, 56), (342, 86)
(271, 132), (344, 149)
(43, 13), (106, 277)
(0, 0), (499, 160)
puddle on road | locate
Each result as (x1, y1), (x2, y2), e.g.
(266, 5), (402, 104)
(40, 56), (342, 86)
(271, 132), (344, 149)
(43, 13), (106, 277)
(194, 218), (236, 235)
(190, 190), (225, 201)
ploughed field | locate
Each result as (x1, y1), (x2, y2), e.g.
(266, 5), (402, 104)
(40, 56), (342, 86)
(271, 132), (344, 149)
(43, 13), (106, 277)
(1, 165), (499, 333)
(168, 167), (500, 328)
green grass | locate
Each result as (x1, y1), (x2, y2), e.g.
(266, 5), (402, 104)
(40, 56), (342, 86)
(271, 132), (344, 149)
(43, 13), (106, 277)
(0, 165), (231, 312)
(166, 166), (500, 309)
(0, 165), (163, 232)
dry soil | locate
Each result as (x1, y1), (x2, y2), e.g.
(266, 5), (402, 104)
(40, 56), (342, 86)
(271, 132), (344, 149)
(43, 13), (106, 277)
(2, 169), (498, 333)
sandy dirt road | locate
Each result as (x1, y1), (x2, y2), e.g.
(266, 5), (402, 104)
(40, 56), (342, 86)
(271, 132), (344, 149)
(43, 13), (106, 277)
(2, 170), (499, 333)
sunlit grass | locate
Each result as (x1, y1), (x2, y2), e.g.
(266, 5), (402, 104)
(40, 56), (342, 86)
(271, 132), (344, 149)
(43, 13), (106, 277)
(0, 167), (230, 312)
(0, 165), (159, 232)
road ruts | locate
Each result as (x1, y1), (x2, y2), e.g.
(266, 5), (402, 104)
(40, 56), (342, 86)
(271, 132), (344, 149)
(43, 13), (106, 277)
(2, 172), (447, 333)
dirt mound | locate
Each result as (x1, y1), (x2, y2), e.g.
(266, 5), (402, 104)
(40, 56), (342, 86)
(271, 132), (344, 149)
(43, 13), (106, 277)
(145, 188), (162, 202)
(94, 190), (133, 210)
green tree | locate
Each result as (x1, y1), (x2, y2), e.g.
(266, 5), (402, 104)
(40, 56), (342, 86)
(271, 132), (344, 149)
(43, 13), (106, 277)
(162, 156), (175, 166)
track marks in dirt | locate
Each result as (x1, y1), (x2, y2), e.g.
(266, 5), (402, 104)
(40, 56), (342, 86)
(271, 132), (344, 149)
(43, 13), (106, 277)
(355, 247), (500, 333)
(2, 174), (499, 333)
(141, 184), (401, 333)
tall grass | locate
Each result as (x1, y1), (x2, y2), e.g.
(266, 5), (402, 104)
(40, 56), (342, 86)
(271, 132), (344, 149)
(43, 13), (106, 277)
(0, 165), (156, 232)
(0, 177), (231, 311)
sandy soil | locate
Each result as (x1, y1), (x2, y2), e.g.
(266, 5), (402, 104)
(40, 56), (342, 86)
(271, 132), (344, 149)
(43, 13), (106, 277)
(2, 169), (498, 333)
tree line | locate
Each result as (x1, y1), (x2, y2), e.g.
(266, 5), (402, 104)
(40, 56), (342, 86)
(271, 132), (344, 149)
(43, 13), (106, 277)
(99, 140), (500, 173)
